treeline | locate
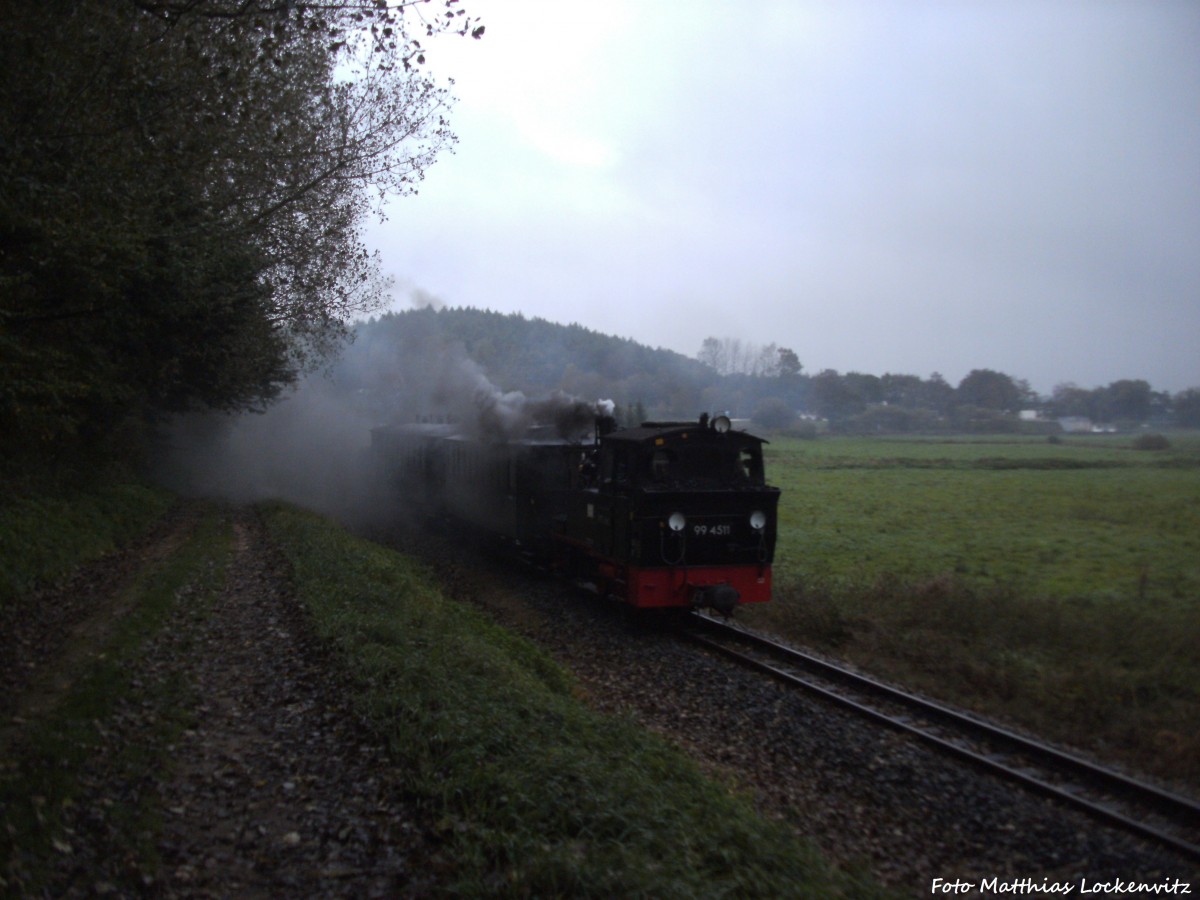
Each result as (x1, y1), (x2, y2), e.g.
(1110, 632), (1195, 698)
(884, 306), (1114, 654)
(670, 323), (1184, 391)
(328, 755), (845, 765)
(750, 370), (1200, 434)
(0, 1), (477, 481)
(698, 337), (1200, 433)
(344, 310), (1200, 433)
(688, 335), (1200, 432)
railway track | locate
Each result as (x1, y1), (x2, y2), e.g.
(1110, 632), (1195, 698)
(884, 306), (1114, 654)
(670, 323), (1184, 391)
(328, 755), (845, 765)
(685, 612), (1200, 864)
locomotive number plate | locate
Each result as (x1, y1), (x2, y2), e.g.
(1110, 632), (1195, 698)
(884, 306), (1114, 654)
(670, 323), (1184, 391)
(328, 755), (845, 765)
(693, 523), (732, 537)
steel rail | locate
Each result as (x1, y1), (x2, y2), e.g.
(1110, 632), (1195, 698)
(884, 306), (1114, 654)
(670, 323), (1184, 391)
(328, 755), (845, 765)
(686, 613), (1200, 864)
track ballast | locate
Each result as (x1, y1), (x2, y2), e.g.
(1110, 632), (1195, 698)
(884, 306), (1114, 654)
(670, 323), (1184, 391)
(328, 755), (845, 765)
(686, 611), (1200, 864)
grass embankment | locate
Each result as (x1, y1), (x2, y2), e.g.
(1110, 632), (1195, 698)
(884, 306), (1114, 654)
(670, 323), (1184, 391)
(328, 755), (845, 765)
(261, 502), (876, 897)
(743, 433), (1200, 786)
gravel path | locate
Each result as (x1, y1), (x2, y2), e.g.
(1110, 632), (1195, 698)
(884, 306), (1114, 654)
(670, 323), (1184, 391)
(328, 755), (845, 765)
(149, 515), (436, 898)
(3, 508), (441, 897)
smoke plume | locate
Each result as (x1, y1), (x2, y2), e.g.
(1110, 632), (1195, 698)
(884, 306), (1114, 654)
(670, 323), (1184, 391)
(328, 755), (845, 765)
(156, 310), (611, 526)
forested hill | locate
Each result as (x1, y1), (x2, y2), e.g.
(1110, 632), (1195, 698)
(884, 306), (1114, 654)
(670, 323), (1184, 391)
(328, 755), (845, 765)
(340, 308), (725, 425)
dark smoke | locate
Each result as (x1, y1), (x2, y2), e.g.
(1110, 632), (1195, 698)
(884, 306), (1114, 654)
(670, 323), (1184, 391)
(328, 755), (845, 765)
(523, 393), (612, 440)
(371, 337), (609, 441)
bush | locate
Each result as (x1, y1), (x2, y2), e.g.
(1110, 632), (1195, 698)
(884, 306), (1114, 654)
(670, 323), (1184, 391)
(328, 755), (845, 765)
(1133, 433), (1171, 451)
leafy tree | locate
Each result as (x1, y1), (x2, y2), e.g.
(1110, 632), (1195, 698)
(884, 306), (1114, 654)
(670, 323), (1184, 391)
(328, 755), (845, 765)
(1049, 380), (1159, 425)
(920, 372), (956, 415)
(1, 0), (478, 456)
(751, 398), (796, 430)
(955, 369), (1021, 412)
(1148, 389), (1173, 425)
(1098, 379), (1152, 423)
(808, 369), (863, 422)
(842, 372), (883, 406)
(776, 348), (802, 380)
(1013, 378), (1041, 409)
(1171, 389), (1200, 428)
(1050, 383), (1095, 419)
(879, 373), (925, 408)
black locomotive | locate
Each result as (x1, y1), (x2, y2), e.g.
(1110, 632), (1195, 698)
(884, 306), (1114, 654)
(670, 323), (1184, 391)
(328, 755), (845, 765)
(371, 412), (780, 614)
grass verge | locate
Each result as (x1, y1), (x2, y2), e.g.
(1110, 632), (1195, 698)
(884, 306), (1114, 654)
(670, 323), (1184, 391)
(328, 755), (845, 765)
(0, 482), (174, 608)
(745, 433), (1200, 788)
(260, 502), (883, 898)
(745, 573), (1199, 788)
(0, 504), (231, 895)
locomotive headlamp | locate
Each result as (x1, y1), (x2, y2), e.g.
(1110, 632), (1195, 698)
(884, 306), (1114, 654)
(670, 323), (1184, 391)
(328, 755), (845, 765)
(749, 510), (767, 531)
(713, 415), (732, 433)
(668, 512), (687, 532)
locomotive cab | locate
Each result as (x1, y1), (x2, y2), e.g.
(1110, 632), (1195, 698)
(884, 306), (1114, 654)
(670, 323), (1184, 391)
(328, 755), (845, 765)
(563, 415), (780, 612)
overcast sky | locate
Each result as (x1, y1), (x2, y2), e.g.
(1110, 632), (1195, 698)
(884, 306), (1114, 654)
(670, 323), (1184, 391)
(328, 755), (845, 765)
(366, 0), (1200, 395)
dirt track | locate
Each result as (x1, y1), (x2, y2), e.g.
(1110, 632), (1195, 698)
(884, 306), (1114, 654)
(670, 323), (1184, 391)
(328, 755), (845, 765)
(1, 506), (439, 897)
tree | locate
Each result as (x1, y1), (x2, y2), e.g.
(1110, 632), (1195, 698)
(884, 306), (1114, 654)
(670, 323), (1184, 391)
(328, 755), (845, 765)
(696, 336), (785, 377)
(1014, 378), (1041, 409)
(1, 0), (479, 453)
(1174, 389), (1200, 428)
(751, 397), (795, 430)
(808, 369), (862, 422)
(921, 373), (956, 415)
(1098, 379), (1152, 423)
(1050, 383), (1095, 418)
(697, 337), (725, 373)
(776, 347), (802, 380)
(754, 343), (781, 378)
(842, 372), (883, 406)
(879, 373), (924, 408)
(955, 369), (1021, 412)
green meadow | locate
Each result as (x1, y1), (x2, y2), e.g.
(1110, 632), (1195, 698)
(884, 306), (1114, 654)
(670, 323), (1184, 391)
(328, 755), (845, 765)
(742, 433), (1200, 786)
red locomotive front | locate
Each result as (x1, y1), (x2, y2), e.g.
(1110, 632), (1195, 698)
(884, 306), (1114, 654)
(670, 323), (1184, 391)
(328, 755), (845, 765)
(558, 415), (780, 613)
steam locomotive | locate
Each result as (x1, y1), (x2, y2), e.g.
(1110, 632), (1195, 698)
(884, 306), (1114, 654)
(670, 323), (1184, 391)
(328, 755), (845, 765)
(371, 412), (780, 614)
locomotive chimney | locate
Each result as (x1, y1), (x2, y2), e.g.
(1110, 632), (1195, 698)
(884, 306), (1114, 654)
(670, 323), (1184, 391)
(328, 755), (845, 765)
(595, 414), (617, 439)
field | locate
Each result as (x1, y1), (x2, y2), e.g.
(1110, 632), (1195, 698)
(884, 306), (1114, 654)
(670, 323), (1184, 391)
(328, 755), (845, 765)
(740, 432), (1200, 787)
